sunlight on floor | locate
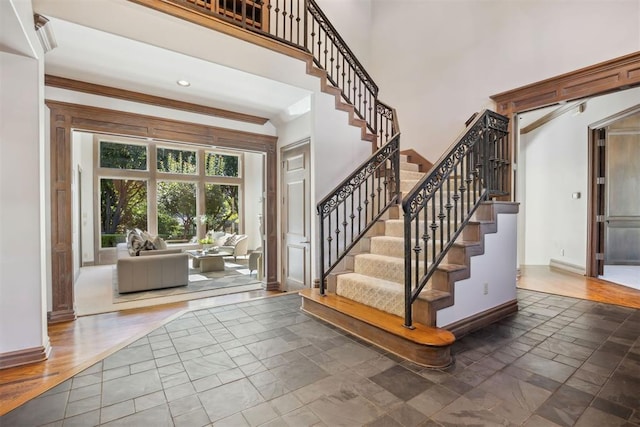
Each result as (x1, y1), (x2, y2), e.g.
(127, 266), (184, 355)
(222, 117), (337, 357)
(600, 265), (640, 291)
(74, 262), (263, 316)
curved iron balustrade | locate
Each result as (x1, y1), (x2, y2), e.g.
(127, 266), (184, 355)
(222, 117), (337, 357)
(178, 0), (395, 141)
(401, 110), (509, 328)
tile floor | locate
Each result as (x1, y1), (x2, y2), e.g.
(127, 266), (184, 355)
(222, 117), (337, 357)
(2, 289), (639, 426)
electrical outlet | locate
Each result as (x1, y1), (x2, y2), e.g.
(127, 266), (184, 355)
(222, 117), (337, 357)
(483, 283), (489, 295)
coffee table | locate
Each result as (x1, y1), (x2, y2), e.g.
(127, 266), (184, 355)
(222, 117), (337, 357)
(185, 249), (232, 272)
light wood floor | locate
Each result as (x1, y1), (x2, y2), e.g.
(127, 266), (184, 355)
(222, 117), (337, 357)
(1, 266), (639, 416)
(518, 265), (640, 310)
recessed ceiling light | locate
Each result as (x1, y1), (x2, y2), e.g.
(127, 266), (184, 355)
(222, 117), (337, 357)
(177, 80), (191, 87)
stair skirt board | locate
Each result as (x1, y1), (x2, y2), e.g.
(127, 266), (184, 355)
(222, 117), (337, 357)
(441, 299), (519, 339)
(299, 289), (455, 368)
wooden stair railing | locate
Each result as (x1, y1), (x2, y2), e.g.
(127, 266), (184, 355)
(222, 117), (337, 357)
(402, 110), (510, 328)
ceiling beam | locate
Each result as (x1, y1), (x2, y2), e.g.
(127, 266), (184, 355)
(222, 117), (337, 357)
(45, 75), (270, 125)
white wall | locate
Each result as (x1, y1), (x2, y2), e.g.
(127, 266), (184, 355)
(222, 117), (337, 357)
(0, 0), (49, 355)
(437, 213), (518, 327)
(521, 87), (640, 268)
(316, 0), (373, 70)
(370, 0), (640, 161)
(243, 151), (264, 251)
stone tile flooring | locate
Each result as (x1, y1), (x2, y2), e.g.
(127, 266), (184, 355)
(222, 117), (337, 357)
(2, 289), (639, 426)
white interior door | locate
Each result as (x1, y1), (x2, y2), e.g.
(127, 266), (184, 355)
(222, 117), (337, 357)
(281, 142), (311, 291)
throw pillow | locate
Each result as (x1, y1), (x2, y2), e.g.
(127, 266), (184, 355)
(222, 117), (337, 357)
(153, 235), (167, 250)
(139, 239), (156, 253)
(126, 229), (143, 256)
(224, 233), (238, 246)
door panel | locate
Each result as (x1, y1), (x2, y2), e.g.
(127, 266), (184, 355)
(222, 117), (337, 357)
(282, 143), (310, 291)
(605, 133), (640, 264)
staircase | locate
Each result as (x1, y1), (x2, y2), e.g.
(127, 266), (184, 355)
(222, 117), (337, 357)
(138, 0), (518, 368)
(302, 151), (517, 367)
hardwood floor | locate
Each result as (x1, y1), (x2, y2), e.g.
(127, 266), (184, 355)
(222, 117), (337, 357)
(518, 265), (640, 309)
(1, 266), (639, 417)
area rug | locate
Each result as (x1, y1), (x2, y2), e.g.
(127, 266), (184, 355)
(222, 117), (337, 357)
(113, 259), (262, 303)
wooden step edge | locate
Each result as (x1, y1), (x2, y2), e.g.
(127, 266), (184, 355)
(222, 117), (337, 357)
(452, 240), (482, 249)
(417, 289), (451, 303)
(436, 263), (467, 273)
(299, 289), (455, 348)
(306, 62), (376, 146)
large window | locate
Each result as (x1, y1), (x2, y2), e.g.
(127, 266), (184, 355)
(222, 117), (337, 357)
(97, 138), (242, 248)
(100, 178), (147, 247)
(205, 184), (239, 234)
(157, 181), (197, 241)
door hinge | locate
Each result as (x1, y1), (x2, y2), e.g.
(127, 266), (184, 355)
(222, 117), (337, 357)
(596, 215), (605, 222)
(597, 139), (605, 147)
(595, 253), (605, 261)
(282, 161), (286, 168)
(596, 177), (605, 185)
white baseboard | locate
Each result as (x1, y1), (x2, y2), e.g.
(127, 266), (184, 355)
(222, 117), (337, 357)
(549, 258), (586, 275)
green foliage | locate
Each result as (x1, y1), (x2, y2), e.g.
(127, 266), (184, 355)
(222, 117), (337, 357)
(100, 234), (127, 248)
(204, 184), (239, 233)
(99, 141), (242, 245)
(100, 141), (147, 170)
(157, 148), (197, 174)
(157, 210), (180, 238)
(157, 181), (196, 239)
(206, 153), (239, 177)
(100, 178), (147, 242)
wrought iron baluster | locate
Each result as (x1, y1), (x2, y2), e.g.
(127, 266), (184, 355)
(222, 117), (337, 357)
(445, 172), (451, 242)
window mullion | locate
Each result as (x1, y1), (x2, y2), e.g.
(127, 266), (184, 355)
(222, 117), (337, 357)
(197, 148), (206, 240)
(148, 141), (158, 235)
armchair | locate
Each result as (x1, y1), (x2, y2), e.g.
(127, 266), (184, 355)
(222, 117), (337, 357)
(219, 234), (249, 261)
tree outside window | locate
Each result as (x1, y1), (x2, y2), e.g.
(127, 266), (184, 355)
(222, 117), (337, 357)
(98, 140), (243, 248)
(204, 184), (239, 233)
(157, 181), (196, 241)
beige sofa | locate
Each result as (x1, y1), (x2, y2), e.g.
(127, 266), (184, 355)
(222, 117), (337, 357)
(116, 243), (189, 293)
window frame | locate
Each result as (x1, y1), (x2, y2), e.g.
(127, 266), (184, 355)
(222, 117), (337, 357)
(94, 135), (244, 250)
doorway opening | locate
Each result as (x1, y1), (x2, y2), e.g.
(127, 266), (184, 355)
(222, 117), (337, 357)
(588, 106), (640, 290)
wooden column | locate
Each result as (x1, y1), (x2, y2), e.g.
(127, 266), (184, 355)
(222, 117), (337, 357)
(264, 143), (279, 290)
(48, 107), (76, 323)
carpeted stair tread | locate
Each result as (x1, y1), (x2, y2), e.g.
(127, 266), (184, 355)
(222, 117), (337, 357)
(400, 170), (425, 181)
(400, 161), (420, 172)
(369, 236), (405, 258)
(370, 235), (447, 258)
(336, 272), (406, 317)
(335, 272), (446, 318)
(383, 219), (463, 238)
(353, 253), (405, 283)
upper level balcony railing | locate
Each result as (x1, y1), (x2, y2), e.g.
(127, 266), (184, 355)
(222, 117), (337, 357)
(168, 0), (396, 145)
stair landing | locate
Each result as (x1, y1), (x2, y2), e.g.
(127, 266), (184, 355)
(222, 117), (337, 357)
(299, 288), (455, 368)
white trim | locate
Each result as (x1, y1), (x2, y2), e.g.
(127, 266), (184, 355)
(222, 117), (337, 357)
(549, 258), (586, 276)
